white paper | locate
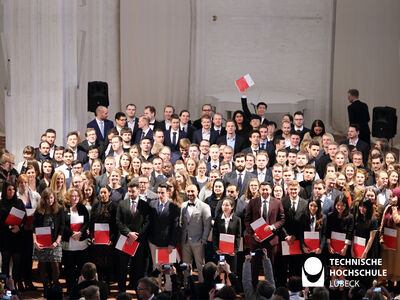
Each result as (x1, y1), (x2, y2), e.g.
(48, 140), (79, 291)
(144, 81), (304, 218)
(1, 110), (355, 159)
(244, 74), (255, 87)
(304, 231), (319, 240)
(9, 207), (25, 219)
(115, 235), (127, 251)
(331, 231), (346, 241)
(71, 215), (84, 225)
(220, 233), (235, 243)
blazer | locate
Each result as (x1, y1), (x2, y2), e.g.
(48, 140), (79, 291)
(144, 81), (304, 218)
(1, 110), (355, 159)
(241, 96), (268, 125)
(180, 199), (212, 244)
(252, 168), (273, 184)
(244, 196), (285, 247)
(134, 128), (154, 145)
(212, 126), (226, 137)
(341, 138), (370, 166)
(279, 197), (308, 240)
(78, 139), (105, 158)
(216, 134), (247, 154)
(192, 128), (218, 145)
(62, 203), (90, 242)
(293, 127), (310, 141)
(299, 214), (327, 251)
(164, 129), (188, 152)
(33, 206), (66, 243)
(148, 200), (180, 247)
(87, 119), (114, 143)
(347, 100), (370, 142)
(116, 198), (150, 243)
(223, 170), (257, 197)
(212, 213), (241, 253)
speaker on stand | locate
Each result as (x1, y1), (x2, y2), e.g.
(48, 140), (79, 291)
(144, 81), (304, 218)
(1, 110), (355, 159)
(87, 81), (109, 113)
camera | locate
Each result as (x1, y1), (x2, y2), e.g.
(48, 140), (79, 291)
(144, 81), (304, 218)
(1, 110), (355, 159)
(162, 264), (171, 269)
(216, 283), (225, 290)
(251, 248), (264, 256)
(180, 263), (187, 270)
(219, 255), (225, 265)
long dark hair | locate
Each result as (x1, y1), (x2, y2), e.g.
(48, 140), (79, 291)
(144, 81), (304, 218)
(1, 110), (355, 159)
(333, 193), (350, 219)
(355, 198), (373, 226)
(306, 198), (323, 230)
(310, 119), (326, 138)
(1, 181), (17, 201)
(211, 179), (226, 200)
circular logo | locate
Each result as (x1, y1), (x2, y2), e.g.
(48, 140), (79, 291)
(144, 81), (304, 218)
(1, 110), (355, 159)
(304, 256), (323, 275)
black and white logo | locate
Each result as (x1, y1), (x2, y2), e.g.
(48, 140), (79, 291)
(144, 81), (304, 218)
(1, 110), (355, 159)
(302, 257), (324, 287)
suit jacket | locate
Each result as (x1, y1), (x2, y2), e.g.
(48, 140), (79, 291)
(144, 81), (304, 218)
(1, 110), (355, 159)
(252, 168), (273, 184)
(148, 200), (179, 247)
(95, 173), (126, 188)
(279, 197), (308, 240)
(212, 126), (226, 138)
(347, 100), (370, 142)
(78, 139), (105, 158)
(192, 128), (218, 145)
(293, 127), (310, 141)
(135, 128), (154, 145)
(182, 124), (196, 141)
(180, 199), (212, 244)
(87, 119), (114, 143)
(319, 189), (343, 215)
(216, 134), (246, 154)
(299, 214), (327, 250)
(244, 196), (285, 247)
(75, 149), (88, 164)
(157, 120), (170, 132)
(127, 117), (139, 136)
(259, 140), (275, 158)
(341, 138), (370, 166)
(212, 213), (241, 253)
(241, 96), (268, 124)
(164, 129), (188, 152)
(242, 146), (261, 156)
(116, 198), (150, 243)
(223, 170), (257, 197)
(150, 120), (163, 131)
(192, 118), (202, 130)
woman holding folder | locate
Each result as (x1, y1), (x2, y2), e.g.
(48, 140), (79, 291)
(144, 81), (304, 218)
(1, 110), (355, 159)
(212, 197), (241, 273)
(61, 187), (90, 294)
(300, 198), (326, 257)
(0, 181), (26, 291)
(89, 186), (118, 283)
(32, 188), (65, 294)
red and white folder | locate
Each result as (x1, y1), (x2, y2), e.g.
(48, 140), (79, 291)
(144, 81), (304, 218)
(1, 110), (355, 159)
(383, 227), (397, 250)
(25, 208), (35, 228)
(115, 235), (139, 256)
(331, 231), (346, 253)
(281, 240), (302, 256)
(94, 223), (109, 245)
(235, 74), (255, 92)
(353, 236), (366, 258)
(70, 215), (84, 232)
(304, 231), (320, 251)
(5, 207), (25, 226)
(250, 217), (273, 242)
(156, 248), (177, 263)
(35, 226), (52, 248)
(219, 233), (235, 254)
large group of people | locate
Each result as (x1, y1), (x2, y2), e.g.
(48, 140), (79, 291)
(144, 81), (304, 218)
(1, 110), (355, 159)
(0, 88), (399, 299)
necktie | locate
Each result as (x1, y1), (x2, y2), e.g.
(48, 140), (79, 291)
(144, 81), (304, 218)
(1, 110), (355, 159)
(213, 165), (217, 169)
(254, 149), (258, 155)
(100, 121), (104, 137)
(310, 216), (315, 226)
(142, 131), (145, 138)
(67, 167), (72, 178)
(237, 173), (243, 190)
(261, 143), (265, 150)
(263, 200), (268, 221)
(188, 202), (195, 207)
(158, 203), (164, 215)
(172, 132), (177, 145)
(131, 201), (136, 214)
(217, 129), (220, 135)
(291, 201), (296, 213)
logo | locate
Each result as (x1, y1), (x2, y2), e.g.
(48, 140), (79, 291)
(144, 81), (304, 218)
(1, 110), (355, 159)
(302, 257), (324, 287)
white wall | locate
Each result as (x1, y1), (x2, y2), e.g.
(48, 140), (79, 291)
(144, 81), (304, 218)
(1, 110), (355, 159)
(332, 0), (400, 145)
(189, 0), (335, 126)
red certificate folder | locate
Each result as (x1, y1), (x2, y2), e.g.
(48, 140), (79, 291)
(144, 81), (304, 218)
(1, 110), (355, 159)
(331, 231), (346, 253)
(281, 240), (302, 255)
(250, 217), (273, 242)
(304, 231), (319, 251)
(235, 74), (255, 92)
(156, 248), (177, 263)
(219, 233), (235, 254)
(6, 207), (25, 226)
(94, 223), (109, 244)
(115, 235), (139, 256)
(383, 227), (397, 250)
(70, 215), (84, 232)
(353, 236), (366, 258)
(36, 226), (52, 248)
(25, 208), (35, 228)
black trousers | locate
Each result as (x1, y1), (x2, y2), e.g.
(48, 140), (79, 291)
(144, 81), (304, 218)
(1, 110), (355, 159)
(1, 251), (22, 282)
(63, 249), (88, 292)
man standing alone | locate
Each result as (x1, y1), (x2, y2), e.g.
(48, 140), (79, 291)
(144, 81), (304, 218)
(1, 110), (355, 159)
(347, 89), (370, 144)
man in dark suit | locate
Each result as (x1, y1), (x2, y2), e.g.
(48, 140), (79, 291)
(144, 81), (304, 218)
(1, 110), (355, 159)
(259, 124), (275, 158)
(217, 120), (246, 154)
(293, 111), (310, 141)
(277, 180), (308, 287)
(78, 128), (104, 158)
(164, 114), (188, 152)
(341, 124), (370, 166)
(242, 130), (261, 157)
(148, 183), (179, 290)
(223, 153), (257, 197)
(212, 113), (226, 137)
(253, 152), (273, 183)
(144, 105), (163, 131)
(192, 104), (213, 130)
(125, 103), (139, 135)
(244, 182), (285, 287)
(116, 181), (150, 292)
(66, 131), (88, 164)
(87, 105), (114, 143)
(347, 89), (370, 144)
(192, 115), (218, 145)
(179, 110), (196, 141)
(135, 116), (154, 145)
(157, 105), (175, 132)
(241, 94), (269, 125)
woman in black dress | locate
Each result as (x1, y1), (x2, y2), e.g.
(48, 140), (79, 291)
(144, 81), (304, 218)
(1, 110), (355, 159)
(89, 186), (118, 283)
(33, 188), (65, 292)
(0, 181), (26, 291)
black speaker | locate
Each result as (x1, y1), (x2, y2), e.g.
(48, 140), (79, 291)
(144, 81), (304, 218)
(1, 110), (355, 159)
(372, 106), (397, 140)
(88, 81), (109, 112)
